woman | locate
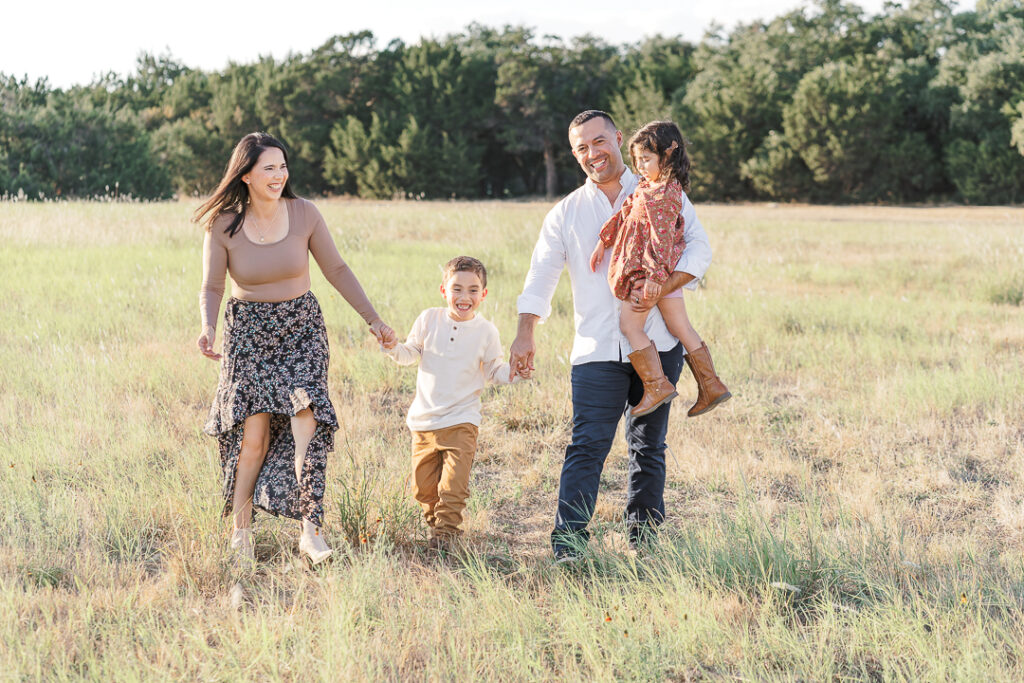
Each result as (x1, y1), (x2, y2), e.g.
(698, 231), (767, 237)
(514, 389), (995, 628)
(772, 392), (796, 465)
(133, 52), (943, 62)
(195, 132), (395, 566)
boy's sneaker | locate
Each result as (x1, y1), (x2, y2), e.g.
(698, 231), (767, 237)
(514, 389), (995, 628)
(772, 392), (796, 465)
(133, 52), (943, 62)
(428, 531), (459, 552)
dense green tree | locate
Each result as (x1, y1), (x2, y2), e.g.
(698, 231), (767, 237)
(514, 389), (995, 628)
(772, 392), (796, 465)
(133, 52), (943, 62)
(739, 130), (818, 200)
(495, 30), (618, 197)
(325, 111), (478, 199)
(150, 115), (229, 197)
(934, 0), (1024, 202)
(678, 0), (874, 198)
(609, 74), (672, 151)
(611, 35), (696, 162)
(259, 32), (378, 194)
(782, 56), (942, 201)
(1011, 101), (1024, 155)
(2, 8), (1023, 203)
(322, 34), (490, 199)
(618, 35), (696, 101)
(0, 89), (170, 198)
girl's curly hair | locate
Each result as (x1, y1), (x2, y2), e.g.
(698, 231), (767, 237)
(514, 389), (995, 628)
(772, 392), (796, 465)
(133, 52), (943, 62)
(628, 121), (690, 192)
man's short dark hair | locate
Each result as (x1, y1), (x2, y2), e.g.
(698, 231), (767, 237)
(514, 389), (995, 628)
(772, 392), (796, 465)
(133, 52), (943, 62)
(568, 110), (616, 134)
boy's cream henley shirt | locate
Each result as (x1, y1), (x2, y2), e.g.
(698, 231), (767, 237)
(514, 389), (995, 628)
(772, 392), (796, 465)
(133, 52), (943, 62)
(385, 307), (514, 432)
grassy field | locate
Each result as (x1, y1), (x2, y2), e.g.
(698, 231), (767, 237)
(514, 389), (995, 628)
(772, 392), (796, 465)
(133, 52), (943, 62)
(1, 199), (1023, 680)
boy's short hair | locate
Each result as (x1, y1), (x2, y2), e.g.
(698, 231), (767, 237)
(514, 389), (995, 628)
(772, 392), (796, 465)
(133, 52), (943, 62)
(442, 255), (487, 288)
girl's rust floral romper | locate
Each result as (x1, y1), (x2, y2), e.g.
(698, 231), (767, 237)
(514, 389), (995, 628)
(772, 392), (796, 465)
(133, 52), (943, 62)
(598, 177), (686, 300)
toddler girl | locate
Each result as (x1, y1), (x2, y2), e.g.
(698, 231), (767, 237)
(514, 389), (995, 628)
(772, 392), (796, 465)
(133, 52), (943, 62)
(589, 120), (730, 417)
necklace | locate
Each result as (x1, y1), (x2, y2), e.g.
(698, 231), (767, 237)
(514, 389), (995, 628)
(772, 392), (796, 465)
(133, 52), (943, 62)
(248, 201), (282, 243)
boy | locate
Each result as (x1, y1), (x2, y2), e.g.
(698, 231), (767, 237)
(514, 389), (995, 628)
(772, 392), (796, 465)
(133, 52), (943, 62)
(382, 256), (524, 547)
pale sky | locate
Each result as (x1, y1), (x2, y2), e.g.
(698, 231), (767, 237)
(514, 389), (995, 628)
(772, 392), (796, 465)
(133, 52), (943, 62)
(4, 0), (977, 89)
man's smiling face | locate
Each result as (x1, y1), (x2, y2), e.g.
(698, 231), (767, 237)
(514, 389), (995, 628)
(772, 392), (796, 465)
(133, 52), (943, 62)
(569, 117), (625, 186)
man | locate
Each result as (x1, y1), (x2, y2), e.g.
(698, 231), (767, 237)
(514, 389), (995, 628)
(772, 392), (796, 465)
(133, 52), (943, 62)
(509, 110), (712, 560)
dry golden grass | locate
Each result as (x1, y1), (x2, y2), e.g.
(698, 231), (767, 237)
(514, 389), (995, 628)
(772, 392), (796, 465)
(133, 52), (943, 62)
(1, 199), (1023, 680)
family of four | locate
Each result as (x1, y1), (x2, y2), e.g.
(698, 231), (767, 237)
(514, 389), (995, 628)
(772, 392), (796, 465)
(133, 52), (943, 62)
(196, 110), (730, 567)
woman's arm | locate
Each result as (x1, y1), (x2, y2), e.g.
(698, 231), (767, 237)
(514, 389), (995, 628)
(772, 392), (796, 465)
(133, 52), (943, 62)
(308, 209), (396, 346)
(197, 229), (227, 360)
(308, 216), (380, 325)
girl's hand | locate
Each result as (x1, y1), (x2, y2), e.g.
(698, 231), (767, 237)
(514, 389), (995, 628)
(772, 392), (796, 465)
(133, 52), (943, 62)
(643, 279), (662, 301)
(370, 319), (397, 348)
(197, 325), (222, 361)
(589, 242), (605, 272)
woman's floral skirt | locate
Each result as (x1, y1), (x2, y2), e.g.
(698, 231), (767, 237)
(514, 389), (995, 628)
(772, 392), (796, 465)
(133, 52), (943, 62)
(204, 291), (337, 527)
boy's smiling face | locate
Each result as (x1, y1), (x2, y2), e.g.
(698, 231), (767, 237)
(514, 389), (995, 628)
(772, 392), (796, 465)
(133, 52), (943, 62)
(441, 270), (487, 322)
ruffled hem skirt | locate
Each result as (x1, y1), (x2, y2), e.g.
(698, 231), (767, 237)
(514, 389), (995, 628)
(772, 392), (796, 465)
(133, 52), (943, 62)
(204, 291), (337, 527)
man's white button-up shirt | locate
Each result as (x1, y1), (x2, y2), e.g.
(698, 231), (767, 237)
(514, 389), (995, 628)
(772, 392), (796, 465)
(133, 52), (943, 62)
(516, 169), (712, 365)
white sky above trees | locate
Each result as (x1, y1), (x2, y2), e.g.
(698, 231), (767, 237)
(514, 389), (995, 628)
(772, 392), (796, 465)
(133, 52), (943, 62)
(6, 0), (977, 88)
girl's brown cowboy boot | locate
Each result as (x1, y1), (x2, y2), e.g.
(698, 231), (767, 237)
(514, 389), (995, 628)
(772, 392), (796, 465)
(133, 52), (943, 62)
(628, 343), (678, 417)
(684, 342), (731, 417)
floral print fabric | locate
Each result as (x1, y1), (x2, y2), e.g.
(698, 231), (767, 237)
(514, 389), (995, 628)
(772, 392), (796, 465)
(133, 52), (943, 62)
(598, 177), (686, 300)
(204, 291), (337, 527)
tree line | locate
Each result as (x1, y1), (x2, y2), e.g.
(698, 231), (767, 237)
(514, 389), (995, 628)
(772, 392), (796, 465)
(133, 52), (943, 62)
(2, 0), (1023, 204)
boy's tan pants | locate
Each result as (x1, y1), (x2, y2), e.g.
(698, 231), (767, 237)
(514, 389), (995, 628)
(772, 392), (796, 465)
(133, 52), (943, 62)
(411, 423), (479, 537)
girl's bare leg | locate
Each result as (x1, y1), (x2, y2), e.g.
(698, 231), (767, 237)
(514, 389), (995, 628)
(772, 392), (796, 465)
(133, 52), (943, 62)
(232, 413), (271, 531)
(657, 297), (702, 352)
(619, 305), (653, 352)
(621, 300), (677, 417)
(292, 408), (331, 560)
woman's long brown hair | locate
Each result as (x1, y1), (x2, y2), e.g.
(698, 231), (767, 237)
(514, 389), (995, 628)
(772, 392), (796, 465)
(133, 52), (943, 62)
(193, 132), (297, 236)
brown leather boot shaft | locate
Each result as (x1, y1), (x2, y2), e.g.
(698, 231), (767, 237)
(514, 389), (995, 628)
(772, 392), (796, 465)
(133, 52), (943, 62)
(684, 342), (731, 417)
(627, 343), (678, 417)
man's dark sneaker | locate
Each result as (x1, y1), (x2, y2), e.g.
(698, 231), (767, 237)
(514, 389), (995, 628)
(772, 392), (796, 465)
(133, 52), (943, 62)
(554, 547), (582, 565)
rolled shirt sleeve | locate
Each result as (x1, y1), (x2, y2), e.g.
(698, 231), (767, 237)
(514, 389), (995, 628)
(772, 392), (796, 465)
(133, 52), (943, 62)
(516, 205), (567, 322)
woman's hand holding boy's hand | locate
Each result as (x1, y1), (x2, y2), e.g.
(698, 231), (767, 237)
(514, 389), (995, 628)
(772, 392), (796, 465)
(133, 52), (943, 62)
(589, 242), (605, 272)
(370, 319), (397, 348)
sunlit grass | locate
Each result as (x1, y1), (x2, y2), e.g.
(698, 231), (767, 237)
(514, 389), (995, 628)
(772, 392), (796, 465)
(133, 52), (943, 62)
(1, 200), (1023, 679)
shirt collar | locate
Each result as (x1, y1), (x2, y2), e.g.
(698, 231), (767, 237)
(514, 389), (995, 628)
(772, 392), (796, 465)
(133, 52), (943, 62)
(444, 309), (484, 327)
(583, 167), (637, 204)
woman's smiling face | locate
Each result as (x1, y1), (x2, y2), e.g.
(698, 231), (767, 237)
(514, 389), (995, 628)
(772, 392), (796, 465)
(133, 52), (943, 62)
(243, 147), (289, 201)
